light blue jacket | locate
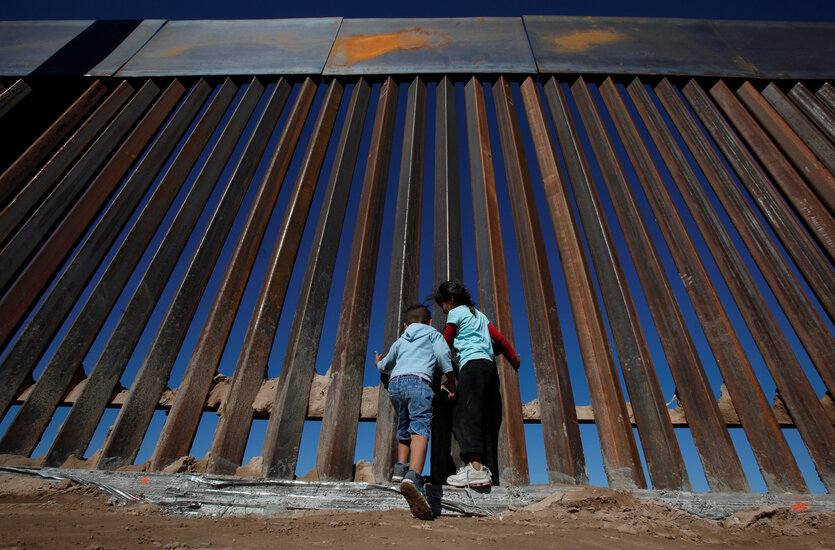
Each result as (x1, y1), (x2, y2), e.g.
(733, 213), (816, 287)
(376, 322), (453, 379)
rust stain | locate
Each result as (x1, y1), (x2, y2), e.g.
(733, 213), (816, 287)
(332, 28), (451, 65)
(552, 29), (624, 53)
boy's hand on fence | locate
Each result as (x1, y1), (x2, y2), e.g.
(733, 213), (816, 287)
(374, 351), (382, 366)
(510, 354), (521, 370)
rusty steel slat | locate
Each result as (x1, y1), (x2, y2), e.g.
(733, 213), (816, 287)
(569, 77), (690, 491)
(259, 79), (367, 479)
(146, 78), (299, 472)
(762, 83), (835, 177)
(647, 79), (835, 491)
(0, 80), (31, 118)
(657, 79), (835, 401)
(316, 77), (398, 481)
(0, 81), (134, 248)
(31, 80), (271, 468)
(200, 78), (321, 476)
(0, 80), (160, 296)
(0, 80), (108, 208)
(0, 80), (186, 361)
(817, 83), (835, 113)
(682, 80), (835, 321)
(371, 76), (426, 483)
(0, 80), (236, 433)
(790, 82), (835, 143)
(428, 76), (464, 485)
(627, 78), (807, 493)
(597, 78), (750, 493)
(710, 81), (835, 260)
(464, 76), (533, 486)
(98, 82), (294, 471)
(542, 77), (646, 490)
(737, 82), (835, 215)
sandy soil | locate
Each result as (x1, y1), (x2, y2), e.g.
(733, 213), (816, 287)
(1, 474), (833, 549)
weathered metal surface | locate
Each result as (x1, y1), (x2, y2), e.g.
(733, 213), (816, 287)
(259, 79), (367, 480)
(464, 76), (531, 485)
(789, 83), (835, 147)
(569, 77), (689, 491)
(372, 76), (426, 484)
(542, 77), (646, 490)
(711, 80), (835, 261)
(0, 80), (107, 205)
(0, 80), (158, 297)
(204, 79), (320, 476)
(324, 18), (536, 75)
(682, 80), (835, 321)
(0, 80), (233, 438)
(0, 21), (91, 75)
(597, 77), (749, 493)
(524, 16), (835, 78)
(149, 79), (289, 471)
(87, 20), (165, 76)
(316, 78), (398, 481)
(628, 78), (807, 494)
(659, 78), (835, 405)
(33, 80), (258, 468)
(817, 82), (835, 112)
(118, 19), (341, 76)
(0, 79), (31, 118)
(429, 76), (463, 485)
(634, 78), (835, 492)
(762, 83), (835, 178)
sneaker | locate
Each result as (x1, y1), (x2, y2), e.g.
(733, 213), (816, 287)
(445, 463), (492, 488)
(391, 462), (409, 483)
(400, 470), (432, 520)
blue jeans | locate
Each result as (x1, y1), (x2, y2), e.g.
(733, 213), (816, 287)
(388, 374), (433, 440)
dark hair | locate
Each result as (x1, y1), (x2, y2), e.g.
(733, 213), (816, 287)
(433, 280), (476, 316)
(405, 304), (432, 325)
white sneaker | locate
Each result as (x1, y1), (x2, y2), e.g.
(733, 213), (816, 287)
(445, 463), (492, 488)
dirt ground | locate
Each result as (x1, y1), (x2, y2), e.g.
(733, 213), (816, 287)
(1, 474), (833, 549)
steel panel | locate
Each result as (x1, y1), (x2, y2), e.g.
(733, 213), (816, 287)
(87, 20), (165, 76)
(118, 19), (341, 76)
(0, 21), (92, 75)
(324, 18), (536, 74)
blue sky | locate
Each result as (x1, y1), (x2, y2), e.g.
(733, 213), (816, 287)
(1, 0), (833, 493)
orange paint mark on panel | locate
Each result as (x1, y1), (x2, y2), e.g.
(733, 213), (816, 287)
(552, 30), (624, 53)
(331, 28), (450, 65)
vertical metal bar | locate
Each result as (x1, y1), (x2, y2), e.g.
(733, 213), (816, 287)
(763, 83), (835, 176)
(147, 79), (291, 471)
(569, 77), (690, 491)
(464, 76), (533, 485)
(541, 77), (645, 489)
(816, 82), (835, 113)
(650, 79), (835, 491)
(597, 77), (749, 493)
(0, 81), (133, 248)
(0, 81), (248, 444)
(199, 78), (320, 475)
(682, 80), (835, 320)
(258, 79), (344, 478)
(429, 76), (464, 484)
(0, 80), (31, 118)
(0, 80), (108, 207)
(790, 82), (835, 143)
(657, 78), (835, 402)
(0, 80), (160, 295)
(737, 82), (835, 214)
(258, 79), (368, 479)
(0, 79), (229, 425)
(315, 77), (398, 481)
(0, 80), (184, 357)
(710, 81), (835, 259)
(627, 78), (807, 494)
(25, 80), (269, 467)
(372, 76), (426, 483)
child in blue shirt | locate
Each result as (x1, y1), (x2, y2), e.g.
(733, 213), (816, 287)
(375, 304), (455, 519)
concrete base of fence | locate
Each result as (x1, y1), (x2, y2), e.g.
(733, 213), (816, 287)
(1, 466), (832, 520)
